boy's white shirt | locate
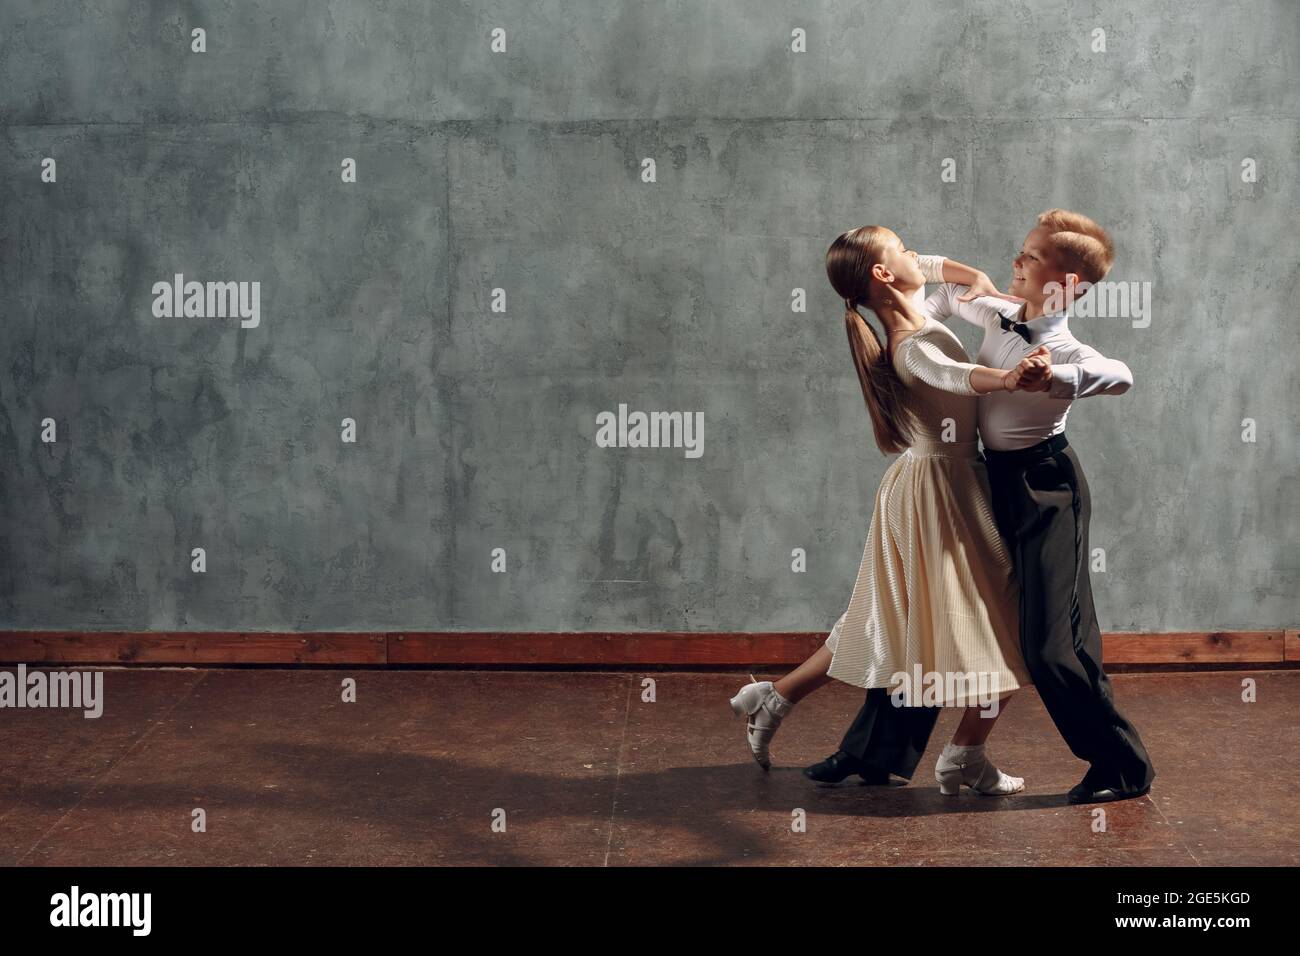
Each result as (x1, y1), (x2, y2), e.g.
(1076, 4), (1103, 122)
(915, 254), (1133, 452)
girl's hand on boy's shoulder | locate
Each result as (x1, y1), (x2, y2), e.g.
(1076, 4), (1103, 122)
(957, 273), (1024, 304)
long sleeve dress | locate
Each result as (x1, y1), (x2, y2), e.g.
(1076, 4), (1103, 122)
(823, 257), (1031, 704)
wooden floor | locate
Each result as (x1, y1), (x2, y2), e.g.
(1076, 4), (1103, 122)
(2, 667), (1295, 866)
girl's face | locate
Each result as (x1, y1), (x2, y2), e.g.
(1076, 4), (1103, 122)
(874, 231), (927, 292)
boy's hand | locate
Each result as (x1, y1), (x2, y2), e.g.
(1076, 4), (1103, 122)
(957, 273), (1025, 304)
(1010, 345), (1052, 392)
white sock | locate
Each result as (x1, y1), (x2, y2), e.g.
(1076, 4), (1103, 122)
(766, 686), (794, 716)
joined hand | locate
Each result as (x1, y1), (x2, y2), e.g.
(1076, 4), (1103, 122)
(1005, 345), (1052, 392)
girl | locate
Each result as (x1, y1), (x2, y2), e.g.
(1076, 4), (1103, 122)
(729, 227), (1043, 795)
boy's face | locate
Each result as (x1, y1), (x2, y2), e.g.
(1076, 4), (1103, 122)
(1009, 225), (1069, 306)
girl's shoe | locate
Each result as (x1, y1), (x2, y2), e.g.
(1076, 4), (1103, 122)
(729, 675), (794, 770)
(935, 742), (1024, 796)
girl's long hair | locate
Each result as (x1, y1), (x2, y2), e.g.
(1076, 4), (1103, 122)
(825, 226), (913, 454)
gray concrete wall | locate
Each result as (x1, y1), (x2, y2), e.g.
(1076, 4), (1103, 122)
(1, 1), (1296, 633)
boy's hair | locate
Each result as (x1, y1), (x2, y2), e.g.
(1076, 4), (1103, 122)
(1036, 208), (1114, 284)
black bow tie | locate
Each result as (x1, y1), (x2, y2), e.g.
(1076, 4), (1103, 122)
(999, 312), (1032, 343)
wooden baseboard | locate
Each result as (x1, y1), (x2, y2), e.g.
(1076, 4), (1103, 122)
(0, 632), (386, 666)
(0, 630), (1294, 668)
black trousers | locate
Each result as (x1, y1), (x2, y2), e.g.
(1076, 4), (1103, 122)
(838, 434), (1155, 791)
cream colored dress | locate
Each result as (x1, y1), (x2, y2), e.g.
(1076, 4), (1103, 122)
(824, 258), (1031, 704)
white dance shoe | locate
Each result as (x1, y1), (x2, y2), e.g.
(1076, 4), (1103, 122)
(934, 742), (1024, 796)
(729, 675), (794, 770)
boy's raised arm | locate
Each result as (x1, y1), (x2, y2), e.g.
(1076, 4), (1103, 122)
(1044, 342), (1134, 399)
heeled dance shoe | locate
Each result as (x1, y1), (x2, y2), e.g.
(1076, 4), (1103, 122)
(729, 675), (793, 770)
(934, 743), (1024, 796)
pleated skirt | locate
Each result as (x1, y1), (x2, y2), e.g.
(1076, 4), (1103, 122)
(824, 440), (1032, 704)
